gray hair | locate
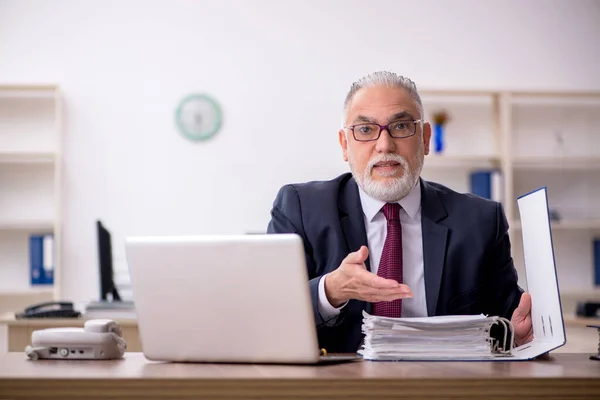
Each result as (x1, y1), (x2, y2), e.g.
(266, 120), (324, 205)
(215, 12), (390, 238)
(342, 71), (423, 126)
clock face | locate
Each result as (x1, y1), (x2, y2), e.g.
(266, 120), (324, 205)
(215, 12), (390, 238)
(175, 94), (223, 141)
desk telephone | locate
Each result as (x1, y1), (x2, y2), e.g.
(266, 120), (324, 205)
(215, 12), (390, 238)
(25, 319), (127, 360)
(16, 301), (82, 319)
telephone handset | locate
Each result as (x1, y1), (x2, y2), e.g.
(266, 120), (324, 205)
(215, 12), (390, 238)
(16, 301), (82, 319)
(25, 319), (127, 360)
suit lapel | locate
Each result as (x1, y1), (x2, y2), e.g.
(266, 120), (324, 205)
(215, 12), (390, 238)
(420, 179), (449, 316)
(338, 176), (371, 272)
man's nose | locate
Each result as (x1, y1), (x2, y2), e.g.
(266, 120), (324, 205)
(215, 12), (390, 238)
(375, 128), (396, 152)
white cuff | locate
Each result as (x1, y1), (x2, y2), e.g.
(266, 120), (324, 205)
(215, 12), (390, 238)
(318, 274), (347, 322)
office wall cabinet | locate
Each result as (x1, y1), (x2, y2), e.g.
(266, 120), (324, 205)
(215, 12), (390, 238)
(420, 89), (600, 312)
(0, 85), (63, 312)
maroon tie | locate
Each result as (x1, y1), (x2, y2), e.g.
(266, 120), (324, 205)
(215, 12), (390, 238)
(372, 203), (403, 318)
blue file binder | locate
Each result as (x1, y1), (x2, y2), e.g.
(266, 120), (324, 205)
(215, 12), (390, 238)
(29, 234), (54, 285)
(470, 170), (502, 202)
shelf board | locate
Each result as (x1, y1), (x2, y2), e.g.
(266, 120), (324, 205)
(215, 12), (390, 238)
(0, 84), (59, 98)
(419, 89), (600, 99)
(511, 91), (600, 99)
(0, 287), (54, 296)
(0, 220), (54, 231)
(423, 155), (500, 169)
(510, 219), (600, 231)
(512, 156), (600, 170)
(560, 289), (600, 300)
(0, 84), (58, 91)
(0, 151), (56, 164)
(562, 314), (600, 327)
(419, 89), (497, 96)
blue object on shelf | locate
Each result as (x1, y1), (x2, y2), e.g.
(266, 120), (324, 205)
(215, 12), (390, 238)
(469, 170), (503, 202)
(434, 123), (444, 153)
(29, 234), (54, 285)
(29, 235), (44, 285)
(470, 171), (491, 199)
(594, 239), (600, 286)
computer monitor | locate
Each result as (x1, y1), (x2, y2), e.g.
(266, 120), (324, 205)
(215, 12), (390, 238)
(97, 220), (121, 302)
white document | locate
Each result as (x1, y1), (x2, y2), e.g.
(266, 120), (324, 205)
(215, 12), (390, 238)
(359, 187), (566, 361)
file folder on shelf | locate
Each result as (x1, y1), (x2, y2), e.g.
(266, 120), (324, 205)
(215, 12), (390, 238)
(29, 234), (54, 285)
(469, 170), (503, 202)
(359, 187), (566, 361)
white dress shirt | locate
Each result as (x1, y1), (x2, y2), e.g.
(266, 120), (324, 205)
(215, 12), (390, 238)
(318, 179), (428, 321)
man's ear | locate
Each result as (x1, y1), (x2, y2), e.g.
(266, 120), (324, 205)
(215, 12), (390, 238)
(422, 122), (431, 155)
(339, 129), (349, 162)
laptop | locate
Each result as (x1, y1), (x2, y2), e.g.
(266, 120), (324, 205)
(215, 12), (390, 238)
(125, 233), (359, 364)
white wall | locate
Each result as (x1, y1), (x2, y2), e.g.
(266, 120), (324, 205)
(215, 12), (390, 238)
(1, 0), (599, 302)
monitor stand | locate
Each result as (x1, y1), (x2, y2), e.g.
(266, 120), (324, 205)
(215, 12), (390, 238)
(84, 299), (136, 319)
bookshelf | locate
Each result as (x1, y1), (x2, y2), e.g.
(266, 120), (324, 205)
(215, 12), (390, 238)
(0, 85), (63, 312)
(423, 155), (500, 169)
(419, 88), (600, 313)
(513, 156), (600, 170)
(510, 219), (600, 231)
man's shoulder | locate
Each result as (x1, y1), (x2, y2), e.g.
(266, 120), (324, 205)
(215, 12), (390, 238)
(280, 173), (354, 197)
(424, 179), (500, 212)
(424, 179), (505, 233)
(270, 173), (355, 224)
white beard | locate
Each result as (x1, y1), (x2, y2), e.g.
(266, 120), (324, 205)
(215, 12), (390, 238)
(349, 151), (423, 202)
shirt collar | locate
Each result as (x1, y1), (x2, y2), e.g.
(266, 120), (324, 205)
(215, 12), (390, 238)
(358, 178), (422, 222)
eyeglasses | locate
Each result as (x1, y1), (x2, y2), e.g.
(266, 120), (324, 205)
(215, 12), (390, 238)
(345, 119), (423, 142)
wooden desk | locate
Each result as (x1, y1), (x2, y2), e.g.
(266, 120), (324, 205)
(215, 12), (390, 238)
(0, 352), (599, 399)
(0, 315), (141, 352)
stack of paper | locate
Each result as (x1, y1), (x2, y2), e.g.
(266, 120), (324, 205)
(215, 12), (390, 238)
(358, 311), (513, 361)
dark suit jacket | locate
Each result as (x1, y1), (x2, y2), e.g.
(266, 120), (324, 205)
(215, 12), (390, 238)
(267, 173), (523, 353)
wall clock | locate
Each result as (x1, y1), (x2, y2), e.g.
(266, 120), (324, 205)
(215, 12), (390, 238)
(175, 93), (223, 142)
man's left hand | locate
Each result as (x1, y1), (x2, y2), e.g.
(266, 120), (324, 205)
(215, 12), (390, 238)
(511, 292), (534, 346)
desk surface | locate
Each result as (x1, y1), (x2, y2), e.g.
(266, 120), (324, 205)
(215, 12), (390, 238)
(1, 314), (598, 327)
(1, 352), (599, 399)
(0, 313), (138, 326)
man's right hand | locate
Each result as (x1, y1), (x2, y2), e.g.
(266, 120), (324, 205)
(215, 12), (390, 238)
(324, 246), (412, 307)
